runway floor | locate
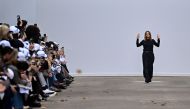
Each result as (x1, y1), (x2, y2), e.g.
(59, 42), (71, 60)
(40, 76), (190, 109)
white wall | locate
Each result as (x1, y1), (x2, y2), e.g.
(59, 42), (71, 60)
(1, 0), (190, 76)
(0, 0), (37, 25)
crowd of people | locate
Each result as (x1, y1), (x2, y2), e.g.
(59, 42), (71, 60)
(0, 16), (74, 109)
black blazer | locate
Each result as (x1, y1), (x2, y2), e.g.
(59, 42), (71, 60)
(0, 86), (13, 109)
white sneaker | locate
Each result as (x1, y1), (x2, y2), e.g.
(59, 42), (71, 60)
(48, 92), (57, 97)
(43, 89), (55, 94)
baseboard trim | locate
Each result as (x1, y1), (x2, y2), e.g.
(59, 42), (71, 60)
(72, 72), (190, 77)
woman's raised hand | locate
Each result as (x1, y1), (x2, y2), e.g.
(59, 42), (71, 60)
(137, 33), (140, 39)
(157, 34), (160, 39)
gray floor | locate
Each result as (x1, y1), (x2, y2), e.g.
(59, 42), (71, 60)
(41, 77), (190, 109)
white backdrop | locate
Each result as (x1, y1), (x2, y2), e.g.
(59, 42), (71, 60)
(1, 0), (190, 76)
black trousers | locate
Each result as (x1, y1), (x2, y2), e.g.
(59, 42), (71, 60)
(142, 51), (155, 82)
(61, 64), (70, 73)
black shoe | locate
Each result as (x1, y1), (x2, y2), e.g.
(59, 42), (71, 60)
(59, 84), (67, 89)
(42, 93), (49, 98)
(42, 85), (48, 90)
(145, 80), (150, 83)
(68, 75), (74, 80)
(65, 79), (72, 86)
(53, 82), (67, 89)
(50, 86), (62, 92)
(53, 84), (66, 89)
(42, 97), (47, 101)
(29, 101), (41, 108)
(36, 96), (41, 102)
(41, 93), (49, 101)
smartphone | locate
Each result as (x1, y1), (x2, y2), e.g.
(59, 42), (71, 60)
(34, 23), (38, 27)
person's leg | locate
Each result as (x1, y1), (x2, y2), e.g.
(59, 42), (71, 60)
(28, 93), (41, 108)
(62, 66), (70, 78)
(56, 73), (64, 83)
(148, 53), (155, 82)
(48, 76), (54, 88)
(61, 65), (74, 81)
(143, 52), (149, 83)
(21, 94), (29, 107)
(32, 75), (42, 94)
(62, 64), (70, 73)
(12, 92), (24, 109)
(145, 52), (154, 82)
(37, 72), (48, 89)
(32, 75), (49, 100)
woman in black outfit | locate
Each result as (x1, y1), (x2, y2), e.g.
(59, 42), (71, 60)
(136, 31), (160, 83)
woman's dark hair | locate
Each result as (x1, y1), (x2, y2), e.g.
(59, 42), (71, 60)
(16, 61), (29, 71)
(46, 41), (58, 51)
(144, 31), (152, 40)
(25, 25), (41, 43)
(21, 20), (27, 27)
(0, 46), (13, 56)
(9, 39), (24, 49)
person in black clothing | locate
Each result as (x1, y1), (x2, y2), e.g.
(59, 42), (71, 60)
(0, 78), (13, 109)
(136, 31), (160, 83)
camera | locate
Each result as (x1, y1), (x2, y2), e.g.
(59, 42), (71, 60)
(17, 15), (21, 21)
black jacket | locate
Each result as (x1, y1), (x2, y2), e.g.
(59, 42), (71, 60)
(0, 86), (13, 109)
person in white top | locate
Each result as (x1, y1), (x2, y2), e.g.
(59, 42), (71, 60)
(58, 47), (74, 81)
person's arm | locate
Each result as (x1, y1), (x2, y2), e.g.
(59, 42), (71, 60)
(153, 34), (160, 47)
(136, 33), (143, 47)
(136, 39), (144, 47)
